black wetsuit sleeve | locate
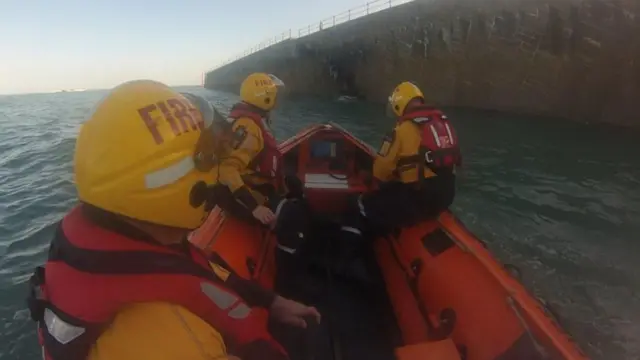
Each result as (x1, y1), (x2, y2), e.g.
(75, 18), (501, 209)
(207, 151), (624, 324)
(209, 252), (276, 308)
(233, 186), (259, 211)
(226, 274), (276, 308)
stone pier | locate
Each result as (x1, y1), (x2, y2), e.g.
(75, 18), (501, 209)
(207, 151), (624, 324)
(205, 0), (640, 127)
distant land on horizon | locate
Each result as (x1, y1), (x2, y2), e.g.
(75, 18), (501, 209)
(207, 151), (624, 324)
(0, 83), (201, 97)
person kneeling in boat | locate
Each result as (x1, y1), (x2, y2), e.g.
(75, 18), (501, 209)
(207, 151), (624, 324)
(25, 80), (319, 360)
(338, 81), (460, 269)
(207, 73), (311, 296)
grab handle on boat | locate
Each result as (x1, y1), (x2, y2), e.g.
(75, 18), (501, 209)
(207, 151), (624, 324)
(503, 263), (522, 280)
(429, 308), (457, 341)
(408, 259), (458, 341)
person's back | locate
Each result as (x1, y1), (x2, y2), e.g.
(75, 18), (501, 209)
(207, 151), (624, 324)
(374, 81), (459, 221)
(334, 82), (461, 277)
(373, 119), (437, 184)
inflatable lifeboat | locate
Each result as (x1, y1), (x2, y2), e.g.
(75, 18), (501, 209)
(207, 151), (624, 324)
(190, 123), (587, 360)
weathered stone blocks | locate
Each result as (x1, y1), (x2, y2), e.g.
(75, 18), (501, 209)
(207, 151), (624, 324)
(205, 0), (639, 127)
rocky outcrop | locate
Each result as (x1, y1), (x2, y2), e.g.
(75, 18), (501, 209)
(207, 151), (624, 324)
(205, 0), (640, 127)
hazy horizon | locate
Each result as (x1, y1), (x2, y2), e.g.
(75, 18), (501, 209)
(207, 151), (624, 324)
(0, 83), (201, 96)
(1, 0), (370, 95)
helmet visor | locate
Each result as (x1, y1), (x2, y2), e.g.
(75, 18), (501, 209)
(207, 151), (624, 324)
(268, 74), (285, 87)
(192, 103), (231, 172)
(268, 74), (286, 109)
(385, 95), (396, 119)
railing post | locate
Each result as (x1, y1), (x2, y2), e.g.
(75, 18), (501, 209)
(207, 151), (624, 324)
(289, 29), (292, 38)
(308, 24), (311, 34)
(348, 9), (351, 20)
(367, 2), (370, 14)
(388, 0), (391, 7)
(333, 15), (336, 26)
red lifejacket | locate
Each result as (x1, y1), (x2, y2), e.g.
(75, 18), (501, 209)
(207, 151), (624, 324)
(228, 102), (284, 190)
(26, 205), (287, 360)
(399, 106), (462, 170)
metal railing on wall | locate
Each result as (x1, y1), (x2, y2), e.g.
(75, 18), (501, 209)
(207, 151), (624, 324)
(208, 0), (414, 72)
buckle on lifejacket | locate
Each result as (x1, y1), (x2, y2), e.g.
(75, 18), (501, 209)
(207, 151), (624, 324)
(424, 150), (434, 164)
(27, 266), (47, 322)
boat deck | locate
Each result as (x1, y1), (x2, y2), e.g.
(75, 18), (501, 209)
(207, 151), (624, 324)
(269, 219), (401, 360)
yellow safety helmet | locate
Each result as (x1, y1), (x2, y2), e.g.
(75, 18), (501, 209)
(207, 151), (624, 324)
(74, 80), (220, 230)
(387, 81), (425, 117)
(239, 73), (285, 111)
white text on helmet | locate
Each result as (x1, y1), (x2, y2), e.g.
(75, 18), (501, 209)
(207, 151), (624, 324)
(137, 98), (205, 145)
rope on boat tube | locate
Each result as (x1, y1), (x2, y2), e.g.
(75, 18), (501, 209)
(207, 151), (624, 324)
(506, 296), (550, 359)
(503, 264), (571, 345)
(536, 296), (568, 331)
(502, 263), (568, 331)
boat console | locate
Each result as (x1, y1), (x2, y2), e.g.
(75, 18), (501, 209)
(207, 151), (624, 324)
(282, 125), (374, 214)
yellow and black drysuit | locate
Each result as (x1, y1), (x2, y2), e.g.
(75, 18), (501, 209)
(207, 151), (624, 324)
(334, 106), (458, 280)
(208, 102), (312, 300)
(363, 114), (456, 232)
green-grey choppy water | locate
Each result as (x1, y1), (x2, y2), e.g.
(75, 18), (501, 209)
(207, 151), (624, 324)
(1, 86), (639, 359)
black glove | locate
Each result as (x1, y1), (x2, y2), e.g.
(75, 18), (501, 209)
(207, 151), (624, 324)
(284, 175), (304, 199)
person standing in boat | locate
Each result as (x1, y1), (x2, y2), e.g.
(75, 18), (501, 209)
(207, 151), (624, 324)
(338, 81), (460, 267)
(25, 80), (319, 360)
(207, 73), (311, 296)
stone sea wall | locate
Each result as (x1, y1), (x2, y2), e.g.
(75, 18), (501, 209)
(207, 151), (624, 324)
(205, 0), (640, 127)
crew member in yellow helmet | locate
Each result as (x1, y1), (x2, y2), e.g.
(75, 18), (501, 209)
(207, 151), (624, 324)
(335, 81), (461, 277)
(372, 81), (460, 222)
(211, 72), (288, 223)
(25, 80), (319, 360)
(209, 73), (312, 298)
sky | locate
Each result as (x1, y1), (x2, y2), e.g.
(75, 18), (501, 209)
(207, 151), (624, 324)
(0, 0), (371, 95)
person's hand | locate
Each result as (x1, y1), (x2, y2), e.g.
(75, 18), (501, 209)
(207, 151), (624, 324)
(269, 296), (321, 328)
(252, 205), (276, 225)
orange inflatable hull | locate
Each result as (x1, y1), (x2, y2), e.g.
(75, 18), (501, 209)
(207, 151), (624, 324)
(190, 123), (587, 360)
